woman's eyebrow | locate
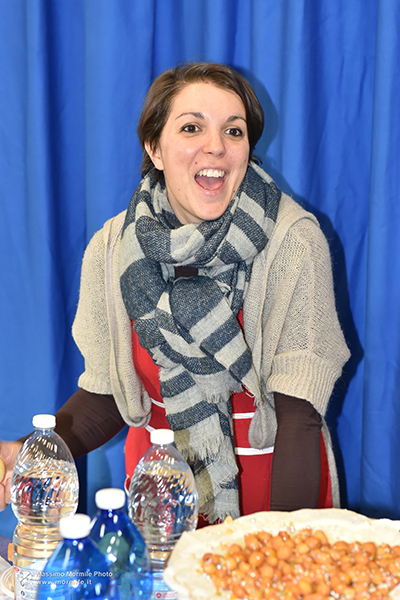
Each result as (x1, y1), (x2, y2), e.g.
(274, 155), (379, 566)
(226, 115), (247, 124)
(175, 111), (204, 120)
(175, 111), (246, 123)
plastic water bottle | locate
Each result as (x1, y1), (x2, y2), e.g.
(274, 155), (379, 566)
(36, 513), (112, 600)
(11, 414), (79, 600)
(90, 488), (153, 600)
(128, 429), (198, 599)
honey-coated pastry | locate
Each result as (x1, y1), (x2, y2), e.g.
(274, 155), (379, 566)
(164, 508), (400, 600)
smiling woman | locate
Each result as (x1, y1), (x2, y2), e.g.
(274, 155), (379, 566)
(0, 62), (350, 524)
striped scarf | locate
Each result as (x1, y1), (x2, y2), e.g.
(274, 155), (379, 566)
(119, 163), (280, 522)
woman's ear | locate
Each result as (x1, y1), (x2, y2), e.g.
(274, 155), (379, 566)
(145, 141), (164, 171)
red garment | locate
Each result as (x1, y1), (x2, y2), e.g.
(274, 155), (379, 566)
(125, 311), (332, 517)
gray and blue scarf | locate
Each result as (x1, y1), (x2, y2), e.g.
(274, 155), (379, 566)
(119, 163), (281, 522)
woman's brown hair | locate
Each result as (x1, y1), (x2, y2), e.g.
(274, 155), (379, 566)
(138, 62), (264, 178)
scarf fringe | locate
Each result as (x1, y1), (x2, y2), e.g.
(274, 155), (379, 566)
(178, 434), (238, 471)
(200, 497), (241, 524)
(203, 385), (243, 405)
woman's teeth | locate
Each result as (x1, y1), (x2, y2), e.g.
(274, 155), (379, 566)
(195, 168), (226, 190)
(196, 169), (225, 178)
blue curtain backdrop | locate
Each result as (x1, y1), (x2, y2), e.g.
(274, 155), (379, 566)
(1, 0), (399, 536)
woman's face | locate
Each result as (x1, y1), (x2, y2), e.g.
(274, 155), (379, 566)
(146, 82), (250, 224)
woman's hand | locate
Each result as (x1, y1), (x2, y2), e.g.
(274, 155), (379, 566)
(0, 441), (23, 510)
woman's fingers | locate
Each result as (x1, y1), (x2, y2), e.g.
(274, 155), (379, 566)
(0, 456), (5, 482)
(0, 441), (22, 510)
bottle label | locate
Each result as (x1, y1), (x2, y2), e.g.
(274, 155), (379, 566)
(151, 574), (178, 599)
(14, 561), (47, 600)
(152, 591), (178, 600)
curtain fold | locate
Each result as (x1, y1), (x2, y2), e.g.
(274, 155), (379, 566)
(361, 0), (400, 519)
(1, 0), (399, 535)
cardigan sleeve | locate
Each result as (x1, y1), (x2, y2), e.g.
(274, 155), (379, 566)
(72, 213), (152, 428)
(72, 225), (114, 395)
(266, 217), (350, 416)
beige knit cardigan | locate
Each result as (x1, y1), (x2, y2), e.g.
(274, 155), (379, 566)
(72, 177), (350, 507)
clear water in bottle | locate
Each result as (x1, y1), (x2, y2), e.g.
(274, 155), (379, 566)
(90, 488), (153, 600)
(128, 429), (198, 599)
(36, 514), (112, 600)
(11, 414), (79, 600)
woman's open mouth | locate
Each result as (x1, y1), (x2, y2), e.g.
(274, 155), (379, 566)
(195, 169), (226, 191)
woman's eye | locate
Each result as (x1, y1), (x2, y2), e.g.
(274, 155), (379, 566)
(182, 124), (200, 133)
(225, 127), (243, 137)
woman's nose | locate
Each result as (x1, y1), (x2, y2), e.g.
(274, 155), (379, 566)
(202, 129), (226, 156)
